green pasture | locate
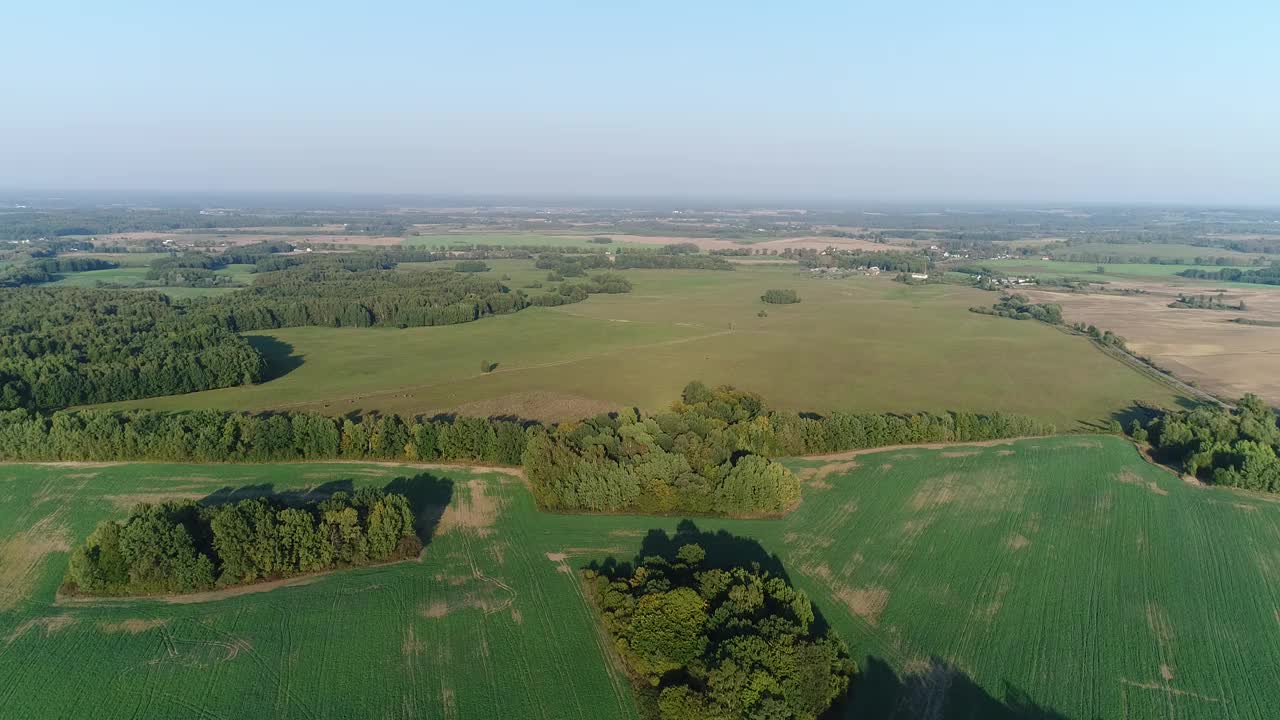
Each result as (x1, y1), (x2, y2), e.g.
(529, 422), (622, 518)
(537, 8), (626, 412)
(3, 437), (1278, 718)
(104, 263), (1186, 428)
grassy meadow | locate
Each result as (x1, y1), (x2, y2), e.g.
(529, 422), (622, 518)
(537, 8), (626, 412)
(3, 437), (1279, 718)
(102, 262), (1186, 428)
(404, 232), (639, 249)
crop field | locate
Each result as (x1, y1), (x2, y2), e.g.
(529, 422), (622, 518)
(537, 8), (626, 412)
(46, 263), (255, 298)
(101, 263), (1186, 428)
(403, 232), (636, 249)
(3, 437), (1280, 718)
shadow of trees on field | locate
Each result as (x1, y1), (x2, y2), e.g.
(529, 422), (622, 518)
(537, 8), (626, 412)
(199, 473), (453, 548)
(585, 520), (1080, 720)
(247, 335), (303, 381)
(840, 656), (1082, 719)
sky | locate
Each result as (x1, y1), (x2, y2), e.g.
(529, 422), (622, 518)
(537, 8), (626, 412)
(2, 0), (1278, 204)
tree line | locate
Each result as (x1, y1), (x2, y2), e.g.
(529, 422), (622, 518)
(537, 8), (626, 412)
(0, 288), (263, 410)
(66, 487), (418, 596)
(523, 382), (1053, 516)
(1138, 394), (1280, 492)
(797, 250), (930, 273)
(761, 288), (800, 304)
(0, 407), (529, 464)
(586, 529), (854, 720)
(0, 381), (1052, 518)
(0, 256), (117, 287)
(1177, 263), (1280, 285)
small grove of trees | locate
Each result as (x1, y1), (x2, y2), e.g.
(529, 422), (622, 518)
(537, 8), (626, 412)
(761, 289), (800, 304)
(587, 530), (855, 719)
(968, 294), (1062, 324)
(1139, 394), (1280, 492)
(0, 408), (530, 465)
(522, 382), (1053, 516)
(1168, 292), (1244, 311)
(66, 488), (418, 596)
(454, 260), (490, 272)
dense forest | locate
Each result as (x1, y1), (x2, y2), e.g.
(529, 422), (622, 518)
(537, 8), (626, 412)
(191, 263), (629, 330)
(66, 488), (419, 596)
(586, 528), (854, 720)
(0, 288), (263, 410)
(1140, 395), (1280, 492)
(523, 382), (1052, 515)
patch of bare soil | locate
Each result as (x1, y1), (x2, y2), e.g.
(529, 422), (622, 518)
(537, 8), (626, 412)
(101, 618), (167, 634)
(0, 513), (72, 612)
(800, 437), (1024, 462)
(1006, 534), (1031, 551)
(447, 390), (618, 423)
(836, 585), (890, 626)
(940, 450), (978, 458)
(438, 479), (503, 537)
(6, 615), (76, 644)
(401, 626), (427, 657)
(1113, 469), (1169, 496)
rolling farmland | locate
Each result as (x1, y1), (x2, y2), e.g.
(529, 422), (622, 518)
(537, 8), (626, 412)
(98, 263), (1187, 428)
(3, 437), (1279, 718)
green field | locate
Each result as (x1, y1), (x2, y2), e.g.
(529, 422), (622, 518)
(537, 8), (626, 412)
(46, 263), (255, 298)
(3, 436), (1279, 718)
(103, 263), (1186, 428)
(984, 258), (1253, 279)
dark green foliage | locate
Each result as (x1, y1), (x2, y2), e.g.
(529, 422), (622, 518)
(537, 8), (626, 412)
(66, 489), (419, 597)
(454, 260), (490, 272)
(0, 288), (264, 410)
(0, 256), (117, 287)
(1143, 394), (1280, 491)
(799, 250), (929, 273)
(1178, 262), (1280, 285)
(761, 289), (800, 304)
(523, 382), (1052, 515)
(587, 530), (855, 720)
(0, 407), (529, 465)
(590, 236), (614, 244)
(969, 294), (1062, 324)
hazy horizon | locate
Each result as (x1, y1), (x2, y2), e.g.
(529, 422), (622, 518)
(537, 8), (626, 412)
(4, 1), (1277, 204)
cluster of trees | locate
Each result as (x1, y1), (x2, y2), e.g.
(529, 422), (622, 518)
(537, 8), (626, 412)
(1139, 394), (1280, 492)
(523, 382), (1052, 516)
(0, 256), (117, 287)
(1177, 263), (1280, 285)
(761, 289), (800, 304)
(969, 294), (1063, 324)
(454, 260), (490, 272)
(0, 407), (529, 464)
(0, 288), (263, 410)
(66, 488), (418, 596)
(587, 533), (854, 719)
(1168, 293), (1245, 311)
(832, 250), (929, 273)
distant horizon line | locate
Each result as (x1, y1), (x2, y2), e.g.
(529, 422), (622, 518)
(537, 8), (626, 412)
(1, 188), (1277, 212)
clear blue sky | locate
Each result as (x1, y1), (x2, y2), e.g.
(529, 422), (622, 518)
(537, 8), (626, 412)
(3, 0), (1277, 203)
